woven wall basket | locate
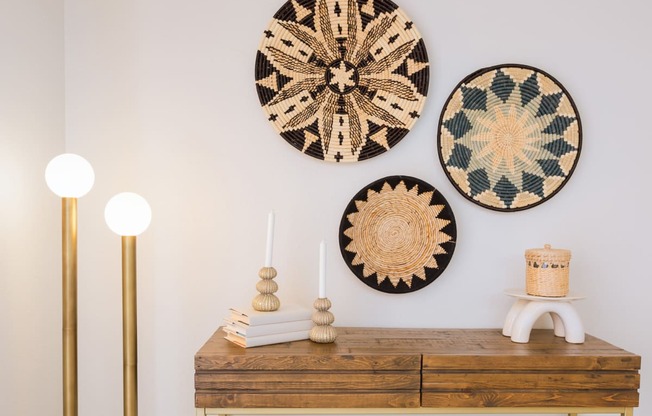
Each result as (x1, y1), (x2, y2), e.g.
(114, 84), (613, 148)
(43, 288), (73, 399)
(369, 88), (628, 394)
(339, 176), (456, 293)
(255, 0), (429, 162)
(525, 244), (571, 297)
(438, 64), (582, 211)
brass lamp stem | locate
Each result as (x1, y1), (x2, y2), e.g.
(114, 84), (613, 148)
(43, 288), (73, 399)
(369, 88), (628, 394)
(122, 236), (138, 416)
(62, 198), (78, 416)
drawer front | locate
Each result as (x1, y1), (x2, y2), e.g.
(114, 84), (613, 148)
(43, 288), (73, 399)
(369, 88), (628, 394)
(196, 354), (421, 371)
(422, 355), (641, 371)
(196, 370), (420, 391)
(421, 390), (640, 408)
(195, 392), (420, 408)
(422, 369), (640, 408)
(422, 371), (640, 390)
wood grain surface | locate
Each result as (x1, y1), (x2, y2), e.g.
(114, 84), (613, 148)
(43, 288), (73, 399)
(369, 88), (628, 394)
(195, 327), (640, 409)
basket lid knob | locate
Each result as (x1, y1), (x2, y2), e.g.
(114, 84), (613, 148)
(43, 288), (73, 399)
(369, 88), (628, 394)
(525, 244), (571, 261)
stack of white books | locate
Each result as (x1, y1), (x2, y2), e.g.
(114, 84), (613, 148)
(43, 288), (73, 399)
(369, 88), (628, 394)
(223, 303), (313, 348)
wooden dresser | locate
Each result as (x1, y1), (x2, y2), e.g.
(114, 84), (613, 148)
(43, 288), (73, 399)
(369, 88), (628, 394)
(195, 327), (640, 416)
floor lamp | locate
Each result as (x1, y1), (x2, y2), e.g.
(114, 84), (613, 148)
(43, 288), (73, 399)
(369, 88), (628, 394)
(45, 154), (95, 416)
(105, 192), (152, 416)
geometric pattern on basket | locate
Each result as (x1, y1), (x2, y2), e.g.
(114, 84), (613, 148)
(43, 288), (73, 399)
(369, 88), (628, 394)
(256, 0), (429, 163)
(339, 176), (456, 293)
(438, 64), (582, 211)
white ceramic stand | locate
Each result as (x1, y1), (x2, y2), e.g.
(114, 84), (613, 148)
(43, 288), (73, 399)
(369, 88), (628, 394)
(502, 289), (585, 344)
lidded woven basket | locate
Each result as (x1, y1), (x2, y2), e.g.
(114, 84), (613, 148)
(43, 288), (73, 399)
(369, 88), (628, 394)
(525, 244), (571, 297)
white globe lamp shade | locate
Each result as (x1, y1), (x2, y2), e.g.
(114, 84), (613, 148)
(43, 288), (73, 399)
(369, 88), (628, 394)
(45, 153), (95, 198)
(105, 193), (152, 236)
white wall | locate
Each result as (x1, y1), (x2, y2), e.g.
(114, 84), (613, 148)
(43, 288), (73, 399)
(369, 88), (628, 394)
(0, 0), (65, 413)
(1, 0), (651, 415)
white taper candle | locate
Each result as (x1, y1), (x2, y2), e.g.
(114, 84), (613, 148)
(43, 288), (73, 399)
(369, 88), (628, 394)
(319, 240), (326, 298)
(264, 211), (275, 267)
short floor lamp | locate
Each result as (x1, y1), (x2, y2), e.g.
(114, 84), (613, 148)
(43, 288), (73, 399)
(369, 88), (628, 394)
(104, 192), (152, 416)
(45, 154), (95, 416)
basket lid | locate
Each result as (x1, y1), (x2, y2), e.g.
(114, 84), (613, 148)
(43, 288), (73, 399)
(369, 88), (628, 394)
(525, 244), (571, 261)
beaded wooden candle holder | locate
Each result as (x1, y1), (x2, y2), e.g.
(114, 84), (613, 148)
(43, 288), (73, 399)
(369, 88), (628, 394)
(309, 297), (336, 343)
(252, 266), (280, 312)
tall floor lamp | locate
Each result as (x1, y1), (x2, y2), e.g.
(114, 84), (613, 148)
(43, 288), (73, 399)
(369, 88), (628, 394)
(104, 192), (152, 416)
(45, 154), (95, 416)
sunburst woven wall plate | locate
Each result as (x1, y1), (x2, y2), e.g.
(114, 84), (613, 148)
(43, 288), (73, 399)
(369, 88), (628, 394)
(255, 0), (429, 163)
(438, 64), (582, 211)
(339, 176), (456, 293)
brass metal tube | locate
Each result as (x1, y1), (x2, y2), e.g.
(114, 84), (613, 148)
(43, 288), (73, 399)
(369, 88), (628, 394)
(62, 197), (78, 416)
(122, 235), (138, 416)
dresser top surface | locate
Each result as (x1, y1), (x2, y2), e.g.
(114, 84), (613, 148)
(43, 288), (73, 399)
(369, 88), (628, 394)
(195, 327), (640, 371)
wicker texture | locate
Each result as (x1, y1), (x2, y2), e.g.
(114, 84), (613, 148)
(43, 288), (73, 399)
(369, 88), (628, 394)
(256, 0), (429, 162)
(525, 244), (571, 297)
(438, 64), (581, 211)
(339, 176), (456, 293)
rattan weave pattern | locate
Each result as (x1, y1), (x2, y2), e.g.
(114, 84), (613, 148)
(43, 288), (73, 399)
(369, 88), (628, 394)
(339, 176), (456, 293)
(438, 64), (581, 211)
(256, 0), (429, 162)
(525, 244), (571, 297)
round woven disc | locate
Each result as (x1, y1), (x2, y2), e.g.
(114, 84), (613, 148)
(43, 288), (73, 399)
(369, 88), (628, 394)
(256, 0), (429, 163)
(438, 64), (582, 211)
(339, 176), (456, 293)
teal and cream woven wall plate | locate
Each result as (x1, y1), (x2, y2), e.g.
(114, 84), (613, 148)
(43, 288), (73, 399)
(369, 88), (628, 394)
(438, 64), (582, 211)
(255, 0), (429, 163)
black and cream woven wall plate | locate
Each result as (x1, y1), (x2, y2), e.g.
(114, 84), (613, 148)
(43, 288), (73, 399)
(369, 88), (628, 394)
(255, 0), (429, 163)
(339, 176), (456, 293)
(438, 64), (582, 211)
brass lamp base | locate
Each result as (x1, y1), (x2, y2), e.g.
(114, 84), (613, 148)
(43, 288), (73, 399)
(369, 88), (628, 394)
(122, 236), (138, 416)
(62, 198), (78, 416)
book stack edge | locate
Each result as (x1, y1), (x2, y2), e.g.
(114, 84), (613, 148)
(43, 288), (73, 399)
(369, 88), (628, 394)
(222, 303), (312, 348)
